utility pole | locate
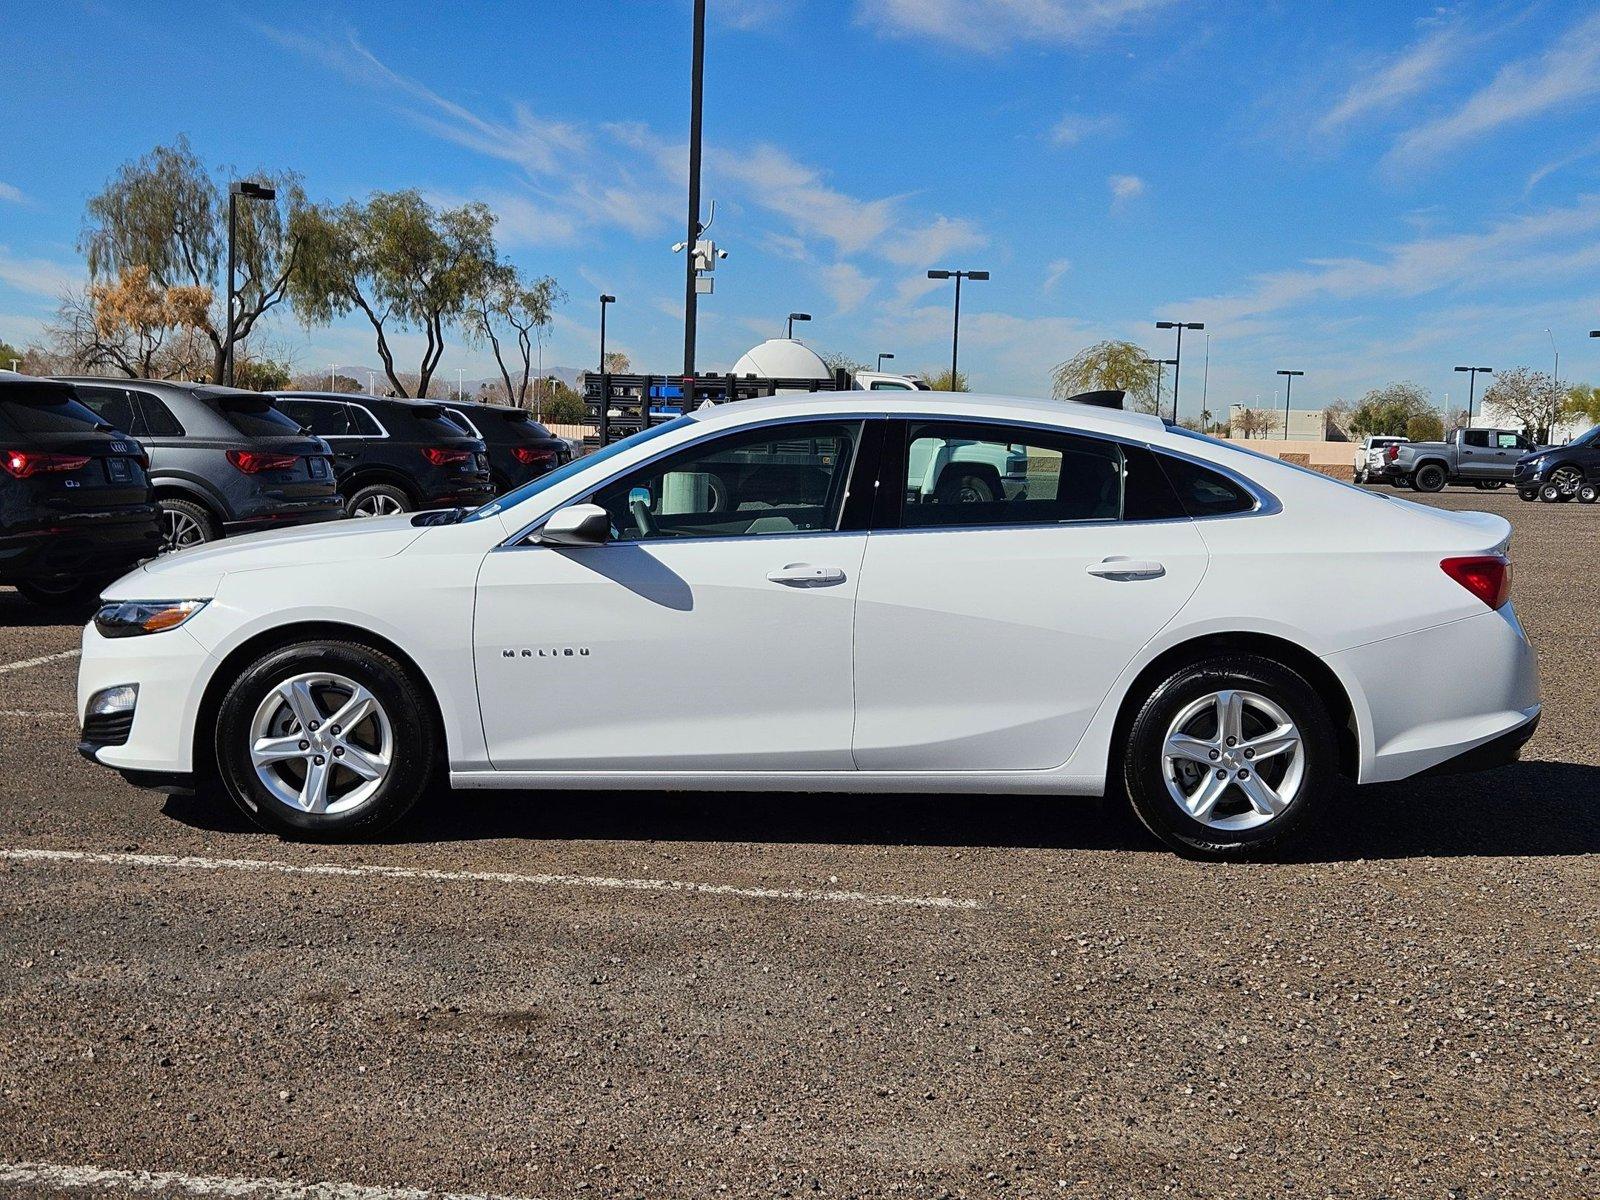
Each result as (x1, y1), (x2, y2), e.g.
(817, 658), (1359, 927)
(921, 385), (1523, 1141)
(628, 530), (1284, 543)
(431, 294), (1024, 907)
(224, 181), (276, 387)
(1454, 366), (1493, 426)
(927, 269), (988, 388)
(1276, 370), (1304, 439)
(1155, 320), (1204, 423)
(681, 0), (707, 382)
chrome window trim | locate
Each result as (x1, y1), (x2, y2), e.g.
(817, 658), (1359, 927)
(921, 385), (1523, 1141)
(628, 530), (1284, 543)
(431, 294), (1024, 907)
(277, 396), (391, 440)
(496, 410), (1281, 548)
(444, 407), (485, 439)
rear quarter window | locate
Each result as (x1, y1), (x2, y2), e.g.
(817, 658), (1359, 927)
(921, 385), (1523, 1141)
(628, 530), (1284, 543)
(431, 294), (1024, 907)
(136, 393), (185, 436)
(1157, 453), (1258, 517)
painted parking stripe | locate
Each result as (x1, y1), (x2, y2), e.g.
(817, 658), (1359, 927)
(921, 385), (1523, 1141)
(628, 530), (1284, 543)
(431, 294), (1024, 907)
(0, 847), (984, 910)
(0, 1161), (542, 1200)
(0, 647), (80, 674)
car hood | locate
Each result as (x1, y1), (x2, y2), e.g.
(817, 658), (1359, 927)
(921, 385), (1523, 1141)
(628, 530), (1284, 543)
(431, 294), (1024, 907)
(104, 515), (427, 597)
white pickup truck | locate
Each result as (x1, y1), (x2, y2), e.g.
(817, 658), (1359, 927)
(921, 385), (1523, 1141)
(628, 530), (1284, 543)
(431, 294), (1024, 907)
(1353, 435), (1408, 485)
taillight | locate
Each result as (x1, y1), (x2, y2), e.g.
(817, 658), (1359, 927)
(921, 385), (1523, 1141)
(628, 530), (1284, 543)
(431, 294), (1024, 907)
(512, 446), (558, 467)
(1385, 445), (1399, 461)
(226, 449), (299, 474)
(423, 447), (471, 466)
(1441, 555), (1511, 610)
(2, 450), (92, 478)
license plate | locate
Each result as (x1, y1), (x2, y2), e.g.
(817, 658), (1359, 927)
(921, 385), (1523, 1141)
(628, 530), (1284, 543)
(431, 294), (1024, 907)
(309, 457), (329, 479)
(105, 457), (132, 483)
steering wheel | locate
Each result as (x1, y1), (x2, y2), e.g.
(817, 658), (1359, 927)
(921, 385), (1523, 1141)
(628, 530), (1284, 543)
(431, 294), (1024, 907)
(629, 497), (660, 537)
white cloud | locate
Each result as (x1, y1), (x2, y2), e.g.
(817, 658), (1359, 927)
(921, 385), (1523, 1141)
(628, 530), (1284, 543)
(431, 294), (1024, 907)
(1050, 113), (1119, 147)
(880, 215), (987, 267)
(1320, 18), (1465, 133)
(712, 144), (897, 255)
(0, 183), (24, 205)
(1043, 258), (1072, 291)
(714, 0), (791, 30)
(0, 249), (77, 298)
(858, 0), (1177, 53)
(819, 263), (877, 313)
(1108, 174), (1145, 208)
(1387, 11), (1600, 167)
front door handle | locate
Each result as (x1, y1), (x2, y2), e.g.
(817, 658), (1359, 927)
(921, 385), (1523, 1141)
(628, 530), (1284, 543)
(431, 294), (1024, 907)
(767, 563), (847, 587)
(1085, 557), (1165, 580)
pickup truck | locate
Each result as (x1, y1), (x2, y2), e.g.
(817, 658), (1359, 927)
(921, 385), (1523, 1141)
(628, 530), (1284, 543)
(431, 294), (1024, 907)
(1354, 435), (1408, 484)
(1386, 427), (1543, 492)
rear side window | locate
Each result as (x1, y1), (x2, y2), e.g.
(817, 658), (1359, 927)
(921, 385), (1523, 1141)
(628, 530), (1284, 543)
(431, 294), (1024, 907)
(348, 405), (384, 436)
(403, 405), (474, 441)
(278, 400), (352, 437)
(211, 393), (303, 437)
(73, 386), (141, 434)
(0, 384), (108, 434)
(1156, 453), (1257, 517)
(137, 393), (185, 436)
(443, 408), (482, 437)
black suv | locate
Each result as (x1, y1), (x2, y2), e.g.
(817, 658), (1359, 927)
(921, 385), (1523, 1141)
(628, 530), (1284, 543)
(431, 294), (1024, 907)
(272, 392), (495, 516)
(0, 379), (161, 607)
(64, 380), (342, 552)
(1513, 423), (1600, 503)
(442, 400), (573, 493)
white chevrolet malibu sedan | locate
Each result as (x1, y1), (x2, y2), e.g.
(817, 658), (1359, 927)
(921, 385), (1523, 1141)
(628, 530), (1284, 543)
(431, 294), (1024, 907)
(77, 393), (1539, 859)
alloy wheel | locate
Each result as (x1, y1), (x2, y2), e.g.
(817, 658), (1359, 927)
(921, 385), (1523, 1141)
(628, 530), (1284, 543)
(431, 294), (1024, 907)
(1161, 689), (1306, 832)
(248, 672), (393, 815)
(353, 493), (405, 517)
(161, 509), (207, 553)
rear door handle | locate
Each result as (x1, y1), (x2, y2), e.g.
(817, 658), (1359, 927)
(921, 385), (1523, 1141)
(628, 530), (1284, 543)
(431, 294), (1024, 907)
(1085, 557), (1166, 580)
(767, 563), (847, 587)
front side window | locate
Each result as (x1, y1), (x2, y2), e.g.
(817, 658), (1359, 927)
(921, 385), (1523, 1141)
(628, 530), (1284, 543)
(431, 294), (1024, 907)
(593, 420), (860, 541)
(899, 422), (1123, 528)
(1493, 432), (1522, 449)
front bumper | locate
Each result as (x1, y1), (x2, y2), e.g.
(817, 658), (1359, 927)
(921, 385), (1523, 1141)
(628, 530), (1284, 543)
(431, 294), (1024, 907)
(76, 619), (214, 776)
(1327, 605), (1541, 784)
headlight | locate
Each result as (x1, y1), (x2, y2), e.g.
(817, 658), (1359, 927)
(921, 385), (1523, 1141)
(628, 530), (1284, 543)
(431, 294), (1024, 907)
(93, 599), (210, 638)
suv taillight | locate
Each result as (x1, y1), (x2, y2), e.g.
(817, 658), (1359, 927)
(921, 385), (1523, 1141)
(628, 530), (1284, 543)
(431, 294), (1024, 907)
(226, 449), (299, 474)
(512, 446), (558, 467)
(423, 447), (471, 466)
(2, 450), (91, 478)
(1441, 555), (1511, 610)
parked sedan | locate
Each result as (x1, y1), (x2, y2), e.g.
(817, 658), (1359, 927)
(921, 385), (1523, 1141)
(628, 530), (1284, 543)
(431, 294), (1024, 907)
(0, 379), (160, 607)
(76, 392), (1539, 859)
(1512, 424), (1600, 503)
(271, 392), (495, 517)
(66, 380), (342, 552)
(441, 400), (573, 494)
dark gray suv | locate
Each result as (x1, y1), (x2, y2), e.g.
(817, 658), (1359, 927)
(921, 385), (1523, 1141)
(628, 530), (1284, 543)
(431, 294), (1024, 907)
(61, 379), (342, 552)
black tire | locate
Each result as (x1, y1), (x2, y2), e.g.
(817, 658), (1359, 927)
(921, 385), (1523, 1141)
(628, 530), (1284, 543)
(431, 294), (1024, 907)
(345, 482), (413, 519)
(1539, 481), (1570, 503)
(14, 577), (111, 610)
(1473, 480), (1505, 491)
(1579, 484), (1598, 505)
(1354, 467), (1368, 485)
(934, 469), (999, 505)
(214, 640), (437, 840)
(1518, 488), (1540, 502)
(1120, 654), (1338, 860)
(1390, 477), (1411, 490)
(158, 497), (219, 553)
(1412, 463), (1448, 493)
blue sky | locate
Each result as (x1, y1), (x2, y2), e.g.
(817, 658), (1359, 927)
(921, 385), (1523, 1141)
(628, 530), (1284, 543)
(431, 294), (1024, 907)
(2, 0), (1599, 418)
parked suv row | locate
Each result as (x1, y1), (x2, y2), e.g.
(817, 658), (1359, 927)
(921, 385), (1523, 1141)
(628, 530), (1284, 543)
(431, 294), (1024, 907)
(441, 400), (574, 494)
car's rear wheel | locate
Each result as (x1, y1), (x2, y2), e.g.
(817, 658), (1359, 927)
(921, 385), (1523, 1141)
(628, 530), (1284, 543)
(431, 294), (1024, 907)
(214, 640), (436, 839)
(1121, 654), (1337, 860)
(158, 498), (218, 553)
(347, 482), (412, 518)
(1412, 463), (1448, 492)
(1354, 466), (1368, 484)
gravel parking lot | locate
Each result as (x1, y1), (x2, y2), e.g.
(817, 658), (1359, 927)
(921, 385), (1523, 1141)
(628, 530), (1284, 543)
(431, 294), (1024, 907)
(0, 489), (1594, 1200)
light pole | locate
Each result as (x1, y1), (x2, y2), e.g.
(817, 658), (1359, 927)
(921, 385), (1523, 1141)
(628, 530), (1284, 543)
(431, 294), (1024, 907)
(927, 268), (988, 388)
(1155, 320), (1204, 423)
(1546, 328), (1560, 388)
(681, 0), (707, 382)
(876, 352), (894, 371)
(599, 293), (616, 446)
(1143, 357), (1177, 416)
(224, 180), (276, 387)
(1454, 365), (1493, 426)
(1276, 370), (1304, 440)
(786, 312), (811, 339)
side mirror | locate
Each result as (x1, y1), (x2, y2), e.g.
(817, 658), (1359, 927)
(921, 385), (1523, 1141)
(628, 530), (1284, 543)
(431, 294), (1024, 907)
(536, 502), (610, 547)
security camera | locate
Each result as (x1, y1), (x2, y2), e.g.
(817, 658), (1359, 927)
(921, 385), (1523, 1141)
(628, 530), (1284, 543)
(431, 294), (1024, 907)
(671, 242), (687, 253)
(716, 248), (729, 260)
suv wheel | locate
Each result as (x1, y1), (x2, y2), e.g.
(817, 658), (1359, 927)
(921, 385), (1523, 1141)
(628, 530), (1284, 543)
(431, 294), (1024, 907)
(159, 498), (218, 553)
(215, 640), (436, 839)
(1121, 654), (1336, 860)
(347, 483), (412, 518)
(15, 576), (110, 610)
(1412, 463), (1448, 492)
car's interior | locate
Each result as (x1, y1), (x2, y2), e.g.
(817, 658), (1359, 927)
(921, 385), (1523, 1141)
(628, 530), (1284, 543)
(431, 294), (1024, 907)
(901, 425), (1124, 527)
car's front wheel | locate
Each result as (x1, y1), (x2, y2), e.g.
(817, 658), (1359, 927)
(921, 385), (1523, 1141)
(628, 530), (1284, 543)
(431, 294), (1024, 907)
(1121, 654), (1337, 860)
(214, 640), (436, 839)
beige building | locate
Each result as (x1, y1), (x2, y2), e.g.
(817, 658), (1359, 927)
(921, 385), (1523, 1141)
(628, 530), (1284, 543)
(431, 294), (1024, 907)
(1228, 403), (1326, 441)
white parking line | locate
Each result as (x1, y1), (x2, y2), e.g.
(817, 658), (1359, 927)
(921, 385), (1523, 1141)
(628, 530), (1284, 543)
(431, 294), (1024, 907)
(0, 1161), (543, 1200)
(0, 647), (80, 674)
(0, 847), (984, 910)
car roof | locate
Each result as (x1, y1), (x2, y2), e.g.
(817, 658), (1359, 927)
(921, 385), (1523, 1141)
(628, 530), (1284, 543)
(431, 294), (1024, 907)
(56, 377), (276, 403)
(686, 390), (1170, 439)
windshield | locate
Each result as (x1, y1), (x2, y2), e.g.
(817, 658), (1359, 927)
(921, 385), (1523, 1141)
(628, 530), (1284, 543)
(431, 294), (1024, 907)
(1567, 423), (1600, 447)
(462, 417), (691, 522)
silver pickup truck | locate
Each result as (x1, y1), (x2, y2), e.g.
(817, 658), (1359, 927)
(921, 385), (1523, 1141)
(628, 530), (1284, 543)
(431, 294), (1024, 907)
(1386, 427), (1542, 492)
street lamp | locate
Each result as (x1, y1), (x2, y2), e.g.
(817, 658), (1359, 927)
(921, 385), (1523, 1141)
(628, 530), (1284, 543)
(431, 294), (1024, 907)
(681, 0), (707, 382)
(1276, 370), (1304, 440)
(876, 352), (894, 371)
(224, 180), (276, 387)
(1454, 366), (1492, 426)
(1143, 357), (1177, 416)
(599, 294), (617, 446)
(1546, 328), (1560, 388)
(927, 269), (989, 388)
(786, 312), (811, 339)
(1154, 320), (1204, 423)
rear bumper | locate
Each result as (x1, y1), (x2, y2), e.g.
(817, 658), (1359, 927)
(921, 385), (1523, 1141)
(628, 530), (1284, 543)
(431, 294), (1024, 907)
(1415, 711), (1539, 778)
(427, 483), (496, 507)
(0, 508), (162, 582)
(1328, 605), (1541, 784)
